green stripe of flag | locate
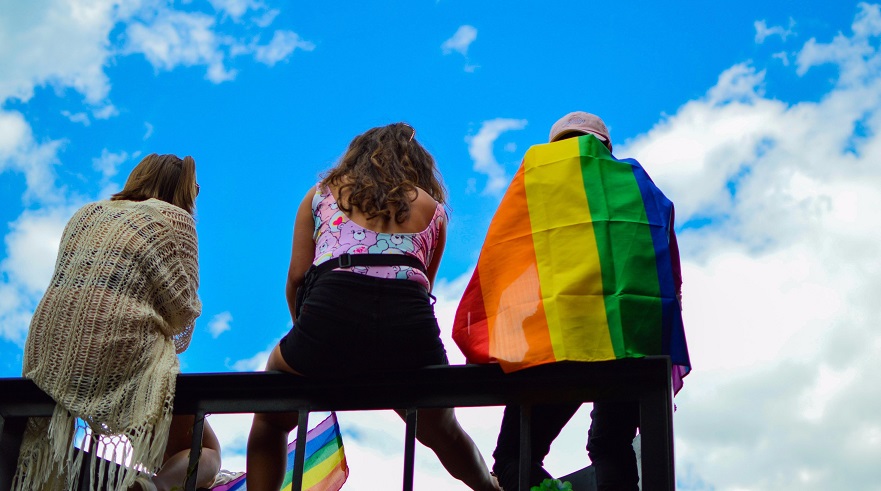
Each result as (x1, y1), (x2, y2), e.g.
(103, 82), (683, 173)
(578, 136), (663, 358)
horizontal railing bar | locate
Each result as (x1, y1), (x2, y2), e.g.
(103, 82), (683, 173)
(0, 357), (674, 491)
(0, 358), (671, 418)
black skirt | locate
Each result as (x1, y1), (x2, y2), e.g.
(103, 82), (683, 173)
(279, 271), (448, 376)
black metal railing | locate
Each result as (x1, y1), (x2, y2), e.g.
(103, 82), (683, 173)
(0, 357), (674, 491)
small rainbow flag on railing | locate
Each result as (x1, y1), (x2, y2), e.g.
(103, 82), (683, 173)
(212, 412), (348, 491)
(453, 135), (690, 387)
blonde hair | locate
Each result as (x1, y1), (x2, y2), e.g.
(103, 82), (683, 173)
(112, 153), (198, 214)
(321, 123), (447, 224)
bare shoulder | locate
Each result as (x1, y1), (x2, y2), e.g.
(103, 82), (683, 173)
(411, 187), (441, 219)
(410, 188), (438, 230)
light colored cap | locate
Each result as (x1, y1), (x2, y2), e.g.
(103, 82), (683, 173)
(548, 111), (612, 150)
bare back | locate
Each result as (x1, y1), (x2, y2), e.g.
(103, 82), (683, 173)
(329, 183), (439, 234)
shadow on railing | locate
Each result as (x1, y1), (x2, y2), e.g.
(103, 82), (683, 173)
(0, 357), (673, 491)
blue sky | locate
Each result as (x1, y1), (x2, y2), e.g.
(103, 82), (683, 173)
(2, 1), (880, 489)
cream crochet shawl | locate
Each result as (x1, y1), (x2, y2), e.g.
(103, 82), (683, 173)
(14, 199), (200, 491)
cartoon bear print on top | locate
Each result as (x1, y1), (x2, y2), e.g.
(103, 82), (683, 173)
(388, 233), (415, 253)
(309, 184), (446, 290)
(338, 219), (378, 254)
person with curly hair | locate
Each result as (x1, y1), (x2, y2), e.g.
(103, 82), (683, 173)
(246, 123), (500, 491)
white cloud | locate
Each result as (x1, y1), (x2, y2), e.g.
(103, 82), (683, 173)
(0, 0), (311, 105)
(706, 63), (766, 104)
(772, 50), (791, 66)
(125, 10), (238, 83)
(208, 0), (263, 20)
(432, 268), (475, 365)
(125, 7), (313, 81)
(0, 282), (35, 345)
(92, 104), (119, 120)
(208, 311), (234, 338)
(1, 209), (72, 295)
(463, 62), (480, 73)
(754, 18), (795, 44)
(0, 105), (73, 345)
(442, 25), (477, 56)
(0, 0), (117, 104)
(61, 110), (91, 126)
(143, 122), (154, 140)
(92, 149), (128, 181)
(230, 343), (273, 371)
(465, 118), (528, 196)
(252, 30), (315, 66)
(0, 206), (80, 343)
(797, 3), (881, 86)
(0, 110), (64, 204)
(252, 9), (280, 28)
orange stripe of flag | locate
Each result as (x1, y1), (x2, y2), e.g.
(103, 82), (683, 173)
(479, 164), (556, 371)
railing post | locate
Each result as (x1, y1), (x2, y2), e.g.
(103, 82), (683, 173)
(184, 410), (206, 491)
(402, 408), (417, 491)
(0, 417), (26, 491)
(638, 359), (674, 491)
(291, 410), (310, 491)
(518, 403), (532, 491)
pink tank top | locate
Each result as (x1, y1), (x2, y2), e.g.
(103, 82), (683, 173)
(311, 185), (446, 290)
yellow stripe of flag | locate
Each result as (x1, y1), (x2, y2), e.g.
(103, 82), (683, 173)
(523, 138), (615, 360)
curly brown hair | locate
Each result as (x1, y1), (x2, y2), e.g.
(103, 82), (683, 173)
(321, 123), (447, 224)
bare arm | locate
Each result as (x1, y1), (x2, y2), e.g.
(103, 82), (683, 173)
(425, 213), (447, 293)
(285, 190), (318, 323)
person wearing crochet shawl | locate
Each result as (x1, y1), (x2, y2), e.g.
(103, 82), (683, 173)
(13, 154), (221, 491)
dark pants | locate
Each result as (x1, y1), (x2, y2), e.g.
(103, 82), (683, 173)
(588, 401), (640, 491)
(492, 401), (640, 491)
(492, 402), (581, 491)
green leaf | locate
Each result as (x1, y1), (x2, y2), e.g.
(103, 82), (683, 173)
(529, 478), (573, 491)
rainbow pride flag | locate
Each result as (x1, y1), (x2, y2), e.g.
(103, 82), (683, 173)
(212, 412), (348, 491)
(453, 135), (690, 386)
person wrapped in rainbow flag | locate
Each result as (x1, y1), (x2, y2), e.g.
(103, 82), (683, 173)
(452, 111), (691, 491)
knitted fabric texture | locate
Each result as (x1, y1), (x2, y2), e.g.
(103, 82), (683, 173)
(14, 198), (201, 491)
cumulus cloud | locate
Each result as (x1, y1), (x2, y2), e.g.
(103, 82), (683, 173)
(208, 0), (263, 20)
(125, 10), (239, 83)
(61, 111), (91, 126)
(143, 122), (154, 140)
(466, 118), (528, 196)
(0, 0), (312, 105)
(92, 149), (129, 181)
(442, 25), (477, 56)
(0, 0), (116, 104)
(0, 110), (64, 204)
(754, 18), (795, 44)
(208, 311), (234, 338)
(0, 106), (70, 345)
(616, 6), (881, 489)
(432, 268), (475, 365)
(772, 50), (791, 66)
(0, 206), (79, 343)
(125, 7), (313, 82)
(230, 343), (273, 371)
(796, 3), (881, 85)
(252, 30), (315, 66)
